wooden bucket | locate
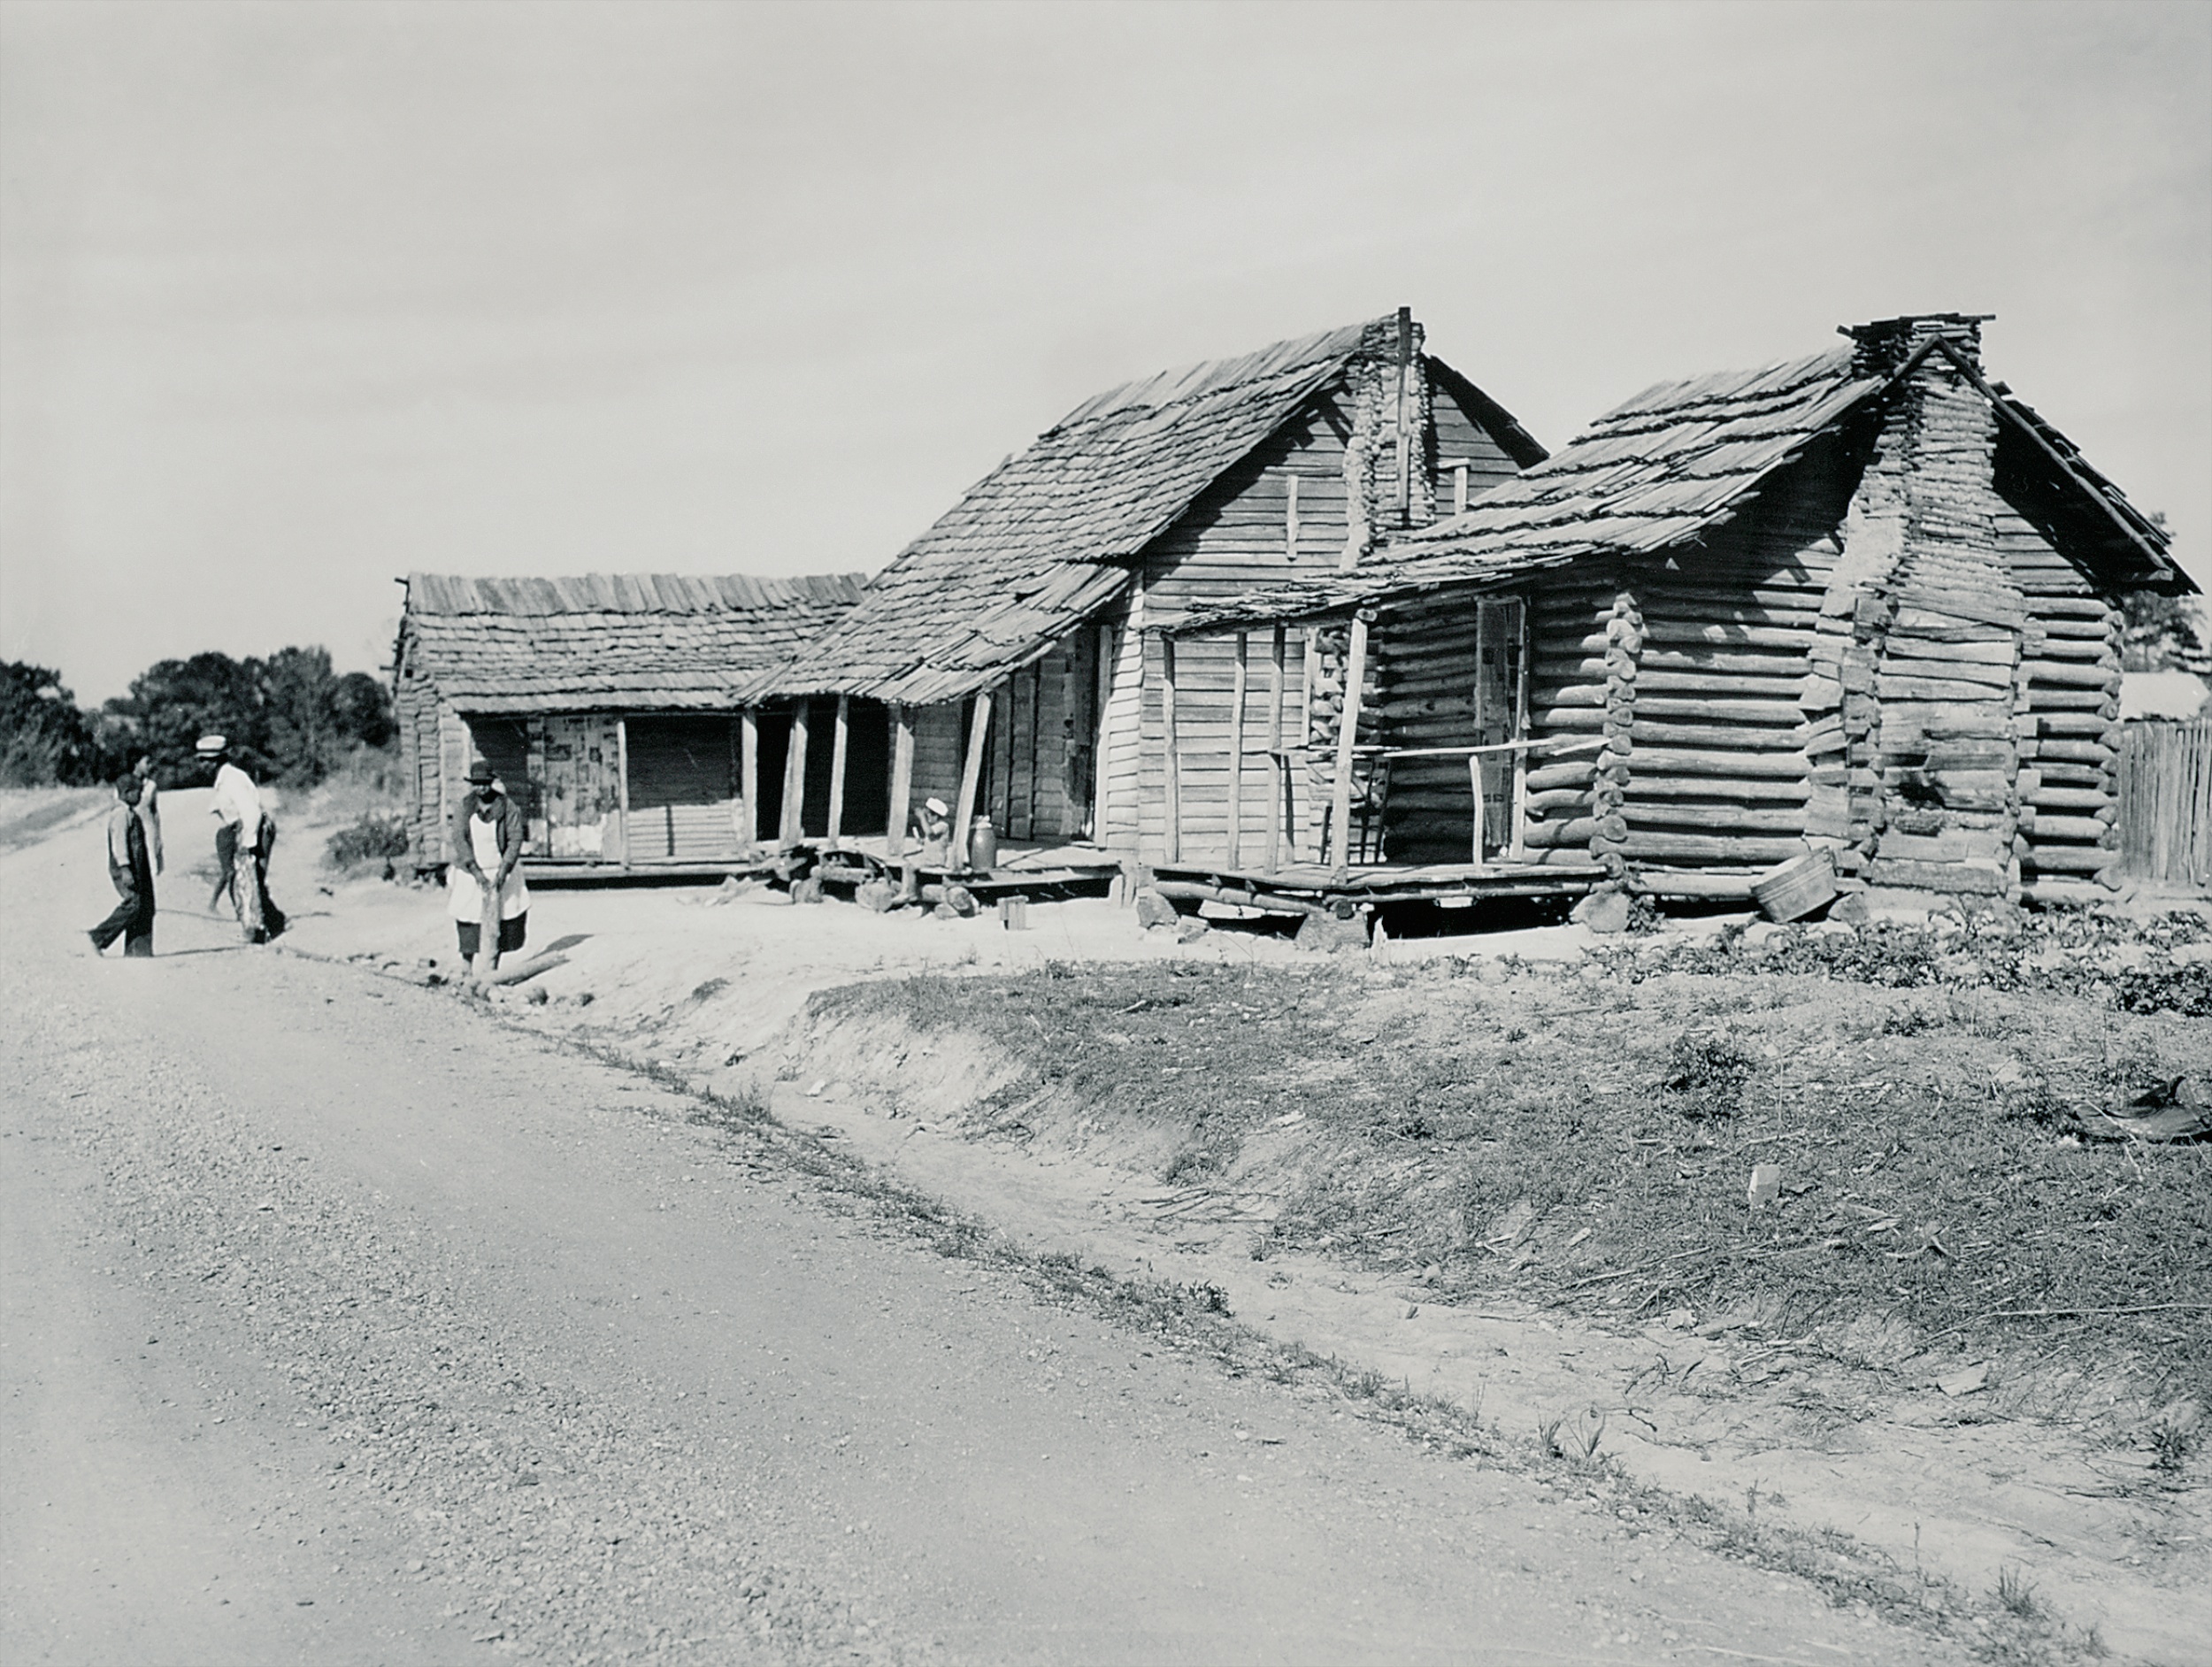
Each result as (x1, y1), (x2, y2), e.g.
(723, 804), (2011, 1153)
(1752, 850), (1837, 923)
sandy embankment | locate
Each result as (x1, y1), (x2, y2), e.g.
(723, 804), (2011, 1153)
(260, 826), (2206, 1667)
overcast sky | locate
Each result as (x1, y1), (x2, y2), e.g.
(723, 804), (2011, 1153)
(4, 0), (2207, 702)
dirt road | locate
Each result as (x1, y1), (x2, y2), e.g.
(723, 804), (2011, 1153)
(1, 814), (1964, 1664)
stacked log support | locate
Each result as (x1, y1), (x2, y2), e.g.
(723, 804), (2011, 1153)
(1590, 588), (1640, 876)
(1304, 616), (1381, 859)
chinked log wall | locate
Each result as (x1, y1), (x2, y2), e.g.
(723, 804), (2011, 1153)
(1512, 533), (1840, 895)
(1999, 502), (2124, 897)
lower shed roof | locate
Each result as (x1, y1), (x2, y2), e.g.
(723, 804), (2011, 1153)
(400, 572), (866, 714)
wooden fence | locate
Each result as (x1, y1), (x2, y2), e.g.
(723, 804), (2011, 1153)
(2117, 718), (2212, 886)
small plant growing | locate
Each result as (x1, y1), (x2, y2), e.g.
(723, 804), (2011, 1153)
(1662, 1028), (1756, 1120)
(1538, 1407), (1607, 1464)
(1180, 1281), (1232, 1316)
(2149, 1417), (2200, 1477)
(1994, 1563), (2041, 1621)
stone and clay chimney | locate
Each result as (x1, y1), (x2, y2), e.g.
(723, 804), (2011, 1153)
(1803, 312), (2028, 905)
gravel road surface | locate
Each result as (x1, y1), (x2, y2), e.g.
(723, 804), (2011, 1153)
(1, 816), (1964, 1664)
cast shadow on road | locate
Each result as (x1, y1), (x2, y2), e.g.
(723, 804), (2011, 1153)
(544, 933), (592, 954)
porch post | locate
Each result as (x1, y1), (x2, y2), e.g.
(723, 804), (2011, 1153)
(780, 701), (809, 849)
(887, 703), (914, 862)
(1225, 631), (1248, 870)
(1265, 623), (1287, 874)
(615, 715), (631, 871)
(1470, 753), (1486, 866)
(953, 686), (993, 871)
(1161, 634), (1181, 864)
(1510, 602), (1531, 861)
(739, 708), (758, 857)
(826, 694), (850, 849)
(1329, 614), (1370, 883)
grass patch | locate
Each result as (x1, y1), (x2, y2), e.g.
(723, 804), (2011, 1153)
(0, 787), (104, 854)
(810, 957), (2212, 1394)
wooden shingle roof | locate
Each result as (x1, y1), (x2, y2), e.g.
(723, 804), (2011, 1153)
(771, 317), (1411, 704)
(1174, 325), (2192, 636)
(1171, 347), (1880, 631)
(401, 572), (865, 714)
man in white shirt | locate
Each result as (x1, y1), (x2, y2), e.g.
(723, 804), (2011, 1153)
(196, 735), (286, 943)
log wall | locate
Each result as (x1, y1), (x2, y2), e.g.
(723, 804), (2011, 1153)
(2000, 502), (2124, 895)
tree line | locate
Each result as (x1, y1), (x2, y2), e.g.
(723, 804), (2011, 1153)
(2, 648), (394, 789)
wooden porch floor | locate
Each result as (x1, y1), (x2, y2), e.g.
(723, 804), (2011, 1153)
(1148, 857), (1607, 913)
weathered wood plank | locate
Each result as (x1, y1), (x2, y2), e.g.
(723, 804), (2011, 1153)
(825, 695), (850, 848)
(1329, 615), (1368, 880)
(887, 703), (914, 861)
(1625, 803), (1805, 834)
(953, 688), (993, 868)
(779, 703), (809, 849)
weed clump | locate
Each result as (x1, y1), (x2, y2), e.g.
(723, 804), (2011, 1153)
(324, 811), (409, 870)
(1662, 1028), (1757, 1120)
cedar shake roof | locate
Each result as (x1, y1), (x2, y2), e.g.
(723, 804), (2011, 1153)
(1174, 330), (2186, 633)
(400, 572), (865, 714)
(772, 316), (1456, 704)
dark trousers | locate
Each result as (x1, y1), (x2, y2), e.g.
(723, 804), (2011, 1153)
(91, 866), (155, 956)
(457, 912), (527, 959)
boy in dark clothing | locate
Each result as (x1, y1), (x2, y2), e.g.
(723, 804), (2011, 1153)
(88, 775), (157, 956)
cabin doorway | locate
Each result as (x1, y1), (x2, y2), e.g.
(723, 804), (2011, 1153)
(626, 715), (743, 861)
(1471, 597), (1526, 860)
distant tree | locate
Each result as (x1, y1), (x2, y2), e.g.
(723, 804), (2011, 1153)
(2119, 593), (2211, 675)
(328, 672), (396, 750)
(103, 645), (396, 787)
(104, 651), (269, 782)
(0, 662), (101, 786)
(262, 646), (339, 782)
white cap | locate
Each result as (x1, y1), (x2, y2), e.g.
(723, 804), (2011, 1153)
(924, 796), (949, 816)
(195, 734), (227, 755)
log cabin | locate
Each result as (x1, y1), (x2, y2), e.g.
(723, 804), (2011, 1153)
(394, 572), (863, 876)
(1168, 314), (2190, 910)
(752, 311), (1545, 872)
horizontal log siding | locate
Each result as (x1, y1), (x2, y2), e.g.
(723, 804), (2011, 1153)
(1374, 607), (1481, 863)
(2001, 500), (2124, 888)
(1518, 580), (1620, 858)
(1618, 504), (1842, 880)
(395, 636), (449, 867)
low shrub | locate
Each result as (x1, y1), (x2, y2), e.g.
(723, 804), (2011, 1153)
(325, 812), (409, 869)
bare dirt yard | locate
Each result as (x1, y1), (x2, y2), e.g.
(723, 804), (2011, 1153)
(7, 782), (2203, 1663)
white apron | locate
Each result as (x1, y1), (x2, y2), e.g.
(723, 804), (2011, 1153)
(448, 811), (530, 921)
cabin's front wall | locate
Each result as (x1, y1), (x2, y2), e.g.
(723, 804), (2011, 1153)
(393, 626), (451, 870)
(1114, 350), (1532, 866)
(529, 713), (623, 859)
(1512, 342), (2131, 904)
